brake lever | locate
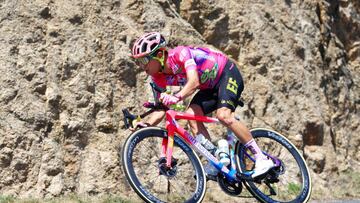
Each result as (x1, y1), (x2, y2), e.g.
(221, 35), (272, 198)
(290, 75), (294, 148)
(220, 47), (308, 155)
(122, 83), (167, 129)
(122, 109), (137, 129)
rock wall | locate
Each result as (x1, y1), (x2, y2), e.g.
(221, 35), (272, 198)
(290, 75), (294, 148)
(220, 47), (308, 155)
(0, 0), (359, 201)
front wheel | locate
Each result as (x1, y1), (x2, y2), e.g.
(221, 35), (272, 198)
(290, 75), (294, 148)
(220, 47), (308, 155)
(121, 127), (206, 203)
(236, 128), (312, 203)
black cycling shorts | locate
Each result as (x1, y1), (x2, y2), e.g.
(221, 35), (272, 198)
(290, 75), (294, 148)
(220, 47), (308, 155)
(190, 60), (244, 114)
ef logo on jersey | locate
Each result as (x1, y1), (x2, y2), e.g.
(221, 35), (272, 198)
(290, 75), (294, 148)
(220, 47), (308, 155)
(226, 77), (238, 95)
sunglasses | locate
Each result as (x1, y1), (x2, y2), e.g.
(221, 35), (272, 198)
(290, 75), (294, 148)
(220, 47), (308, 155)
(136, 55), (153, 65)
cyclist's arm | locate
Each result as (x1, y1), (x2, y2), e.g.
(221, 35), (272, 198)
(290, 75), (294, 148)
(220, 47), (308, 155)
(175, 59), (200, 99)
(176, 69), (199, 99)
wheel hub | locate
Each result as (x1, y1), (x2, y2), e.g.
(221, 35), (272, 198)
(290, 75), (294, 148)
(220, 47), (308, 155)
(158, 157), (178, 178)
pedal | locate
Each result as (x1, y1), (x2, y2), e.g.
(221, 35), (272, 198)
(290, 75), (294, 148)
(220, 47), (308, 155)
(252, 173), (268, 183)
(265, 181), (277, 196)
(236, 172), (255, 181)
(237, 171), (270, 184)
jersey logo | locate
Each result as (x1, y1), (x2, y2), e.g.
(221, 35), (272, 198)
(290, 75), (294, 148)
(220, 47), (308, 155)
(180, 49), (188, 62)
(166, 75), (176, 84)
(172, 64), (180, 73)
(200, 63), (218, 84)
(226, 77), (238, 95)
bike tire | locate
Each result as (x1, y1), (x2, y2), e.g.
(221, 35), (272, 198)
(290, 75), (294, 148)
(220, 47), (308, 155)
(235, 128), (312, 203)
(121, 127), (206, 203)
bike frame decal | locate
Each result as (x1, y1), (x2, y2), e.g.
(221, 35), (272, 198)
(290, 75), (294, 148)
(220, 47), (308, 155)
(165, 112), (177, 167)
(161, 138), (167, 158)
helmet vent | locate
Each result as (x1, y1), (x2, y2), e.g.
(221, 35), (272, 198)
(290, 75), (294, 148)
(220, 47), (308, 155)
(149, 36), (156, 41)
(141, 43), (148, 52)
(150, 44), (157, 51)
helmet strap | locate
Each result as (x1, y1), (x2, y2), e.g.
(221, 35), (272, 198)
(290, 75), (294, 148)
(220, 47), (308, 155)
(152, 50), (166, 72)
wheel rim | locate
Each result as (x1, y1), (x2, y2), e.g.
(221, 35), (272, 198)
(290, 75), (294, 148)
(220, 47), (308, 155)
(127, 133), (204, 203)
(239, 135), (310, 202)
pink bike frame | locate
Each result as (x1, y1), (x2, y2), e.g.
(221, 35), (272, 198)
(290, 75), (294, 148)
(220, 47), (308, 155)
(162, 110), (236, 178)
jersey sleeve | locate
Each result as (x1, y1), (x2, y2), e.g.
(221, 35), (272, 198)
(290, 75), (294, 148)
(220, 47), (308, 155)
(177, 47), (197, 72)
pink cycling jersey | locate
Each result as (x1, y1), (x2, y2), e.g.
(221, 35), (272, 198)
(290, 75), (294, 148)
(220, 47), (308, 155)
(151, 46), (228, 90)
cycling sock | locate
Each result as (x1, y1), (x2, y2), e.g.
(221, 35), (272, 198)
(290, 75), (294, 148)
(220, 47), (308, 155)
(245, 139), (267, 161)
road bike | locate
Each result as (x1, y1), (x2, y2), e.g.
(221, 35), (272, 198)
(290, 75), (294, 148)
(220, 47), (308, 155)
(121, 83), (312, 203)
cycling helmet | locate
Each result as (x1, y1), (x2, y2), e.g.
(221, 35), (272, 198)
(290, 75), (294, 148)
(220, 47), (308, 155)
(131, 32), (166, 58)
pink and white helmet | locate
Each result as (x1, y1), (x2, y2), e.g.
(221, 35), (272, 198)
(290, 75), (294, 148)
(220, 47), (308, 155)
(131, 32), (166, 58)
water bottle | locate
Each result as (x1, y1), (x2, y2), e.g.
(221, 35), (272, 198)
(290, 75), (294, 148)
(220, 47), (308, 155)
(227, 128), (237, 147)
(216, 139), (230, 166)
(195, 134), (217, 155)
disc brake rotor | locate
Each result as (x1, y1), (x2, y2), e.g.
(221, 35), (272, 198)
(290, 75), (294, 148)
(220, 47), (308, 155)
(158, 157), (178, 178)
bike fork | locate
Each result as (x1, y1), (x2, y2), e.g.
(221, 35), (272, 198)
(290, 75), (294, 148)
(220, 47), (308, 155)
(161, 130), (175, 168)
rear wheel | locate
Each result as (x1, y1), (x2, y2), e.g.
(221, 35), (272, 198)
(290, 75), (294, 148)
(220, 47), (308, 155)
(121, 127), (206, 203)
(236, 128), (312, 203)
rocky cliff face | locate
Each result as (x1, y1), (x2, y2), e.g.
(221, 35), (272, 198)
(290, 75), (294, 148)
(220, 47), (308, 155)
(0, 0), (359, 201)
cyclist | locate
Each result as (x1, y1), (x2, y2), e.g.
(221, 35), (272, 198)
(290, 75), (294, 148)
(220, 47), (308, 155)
(130, 32), (274, 178)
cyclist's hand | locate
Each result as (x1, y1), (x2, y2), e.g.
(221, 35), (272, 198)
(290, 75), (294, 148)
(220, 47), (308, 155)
(143, 101), (154, 108)
(129, 121), (149, 131)
(160, 93), (180, 106)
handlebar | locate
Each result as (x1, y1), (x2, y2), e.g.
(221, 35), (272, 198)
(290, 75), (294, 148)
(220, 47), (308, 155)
(122, 109), (136, 129)
(122, 82), (170, 129)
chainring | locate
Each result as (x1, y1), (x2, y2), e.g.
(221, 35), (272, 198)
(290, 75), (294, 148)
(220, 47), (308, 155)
(217, 175), (242, 196)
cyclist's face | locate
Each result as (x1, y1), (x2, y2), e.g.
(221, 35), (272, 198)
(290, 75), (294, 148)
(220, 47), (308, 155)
(140, 59), (161, 76)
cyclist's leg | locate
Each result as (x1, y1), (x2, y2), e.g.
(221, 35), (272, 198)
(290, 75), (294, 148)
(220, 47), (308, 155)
(215, 60), (252, 143)
(187, 93), (220, 180)
(187, 89), (218, 140)
(216, 107), (252, 143)
(216, 60), (273, 177)
(186, 104), (211, 139)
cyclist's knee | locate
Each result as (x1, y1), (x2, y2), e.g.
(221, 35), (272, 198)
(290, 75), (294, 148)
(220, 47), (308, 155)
(216, 108), (234, 126)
